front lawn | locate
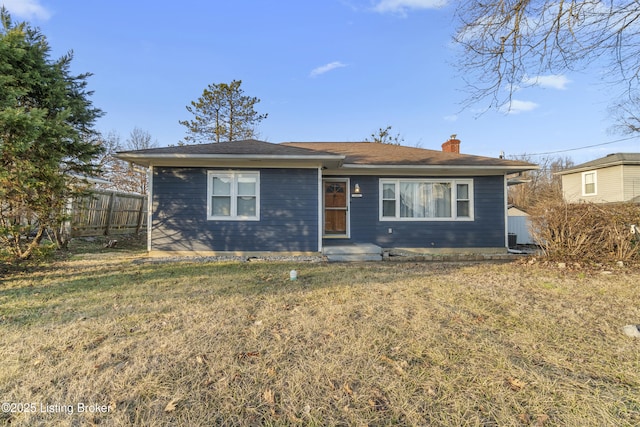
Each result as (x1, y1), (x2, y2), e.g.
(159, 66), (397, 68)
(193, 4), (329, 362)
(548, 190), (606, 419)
(1, 255), (639, 426)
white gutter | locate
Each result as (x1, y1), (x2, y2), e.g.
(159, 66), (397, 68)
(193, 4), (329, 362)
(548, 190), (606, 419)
(317, 167), (323, 253)
(147, 166), (153, 252)
(115, 153), (345, 167)
(321, 164), (538, 177)
(339, 164), (538, 171)
(504, 174), (509, 249)
(117, 153), (345, 161)
(555, 160), (640, 175)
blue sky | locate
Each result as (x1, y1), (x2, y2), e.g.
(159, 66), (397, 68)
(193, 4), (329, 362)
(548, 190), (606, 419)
(4, 0), (639, 164)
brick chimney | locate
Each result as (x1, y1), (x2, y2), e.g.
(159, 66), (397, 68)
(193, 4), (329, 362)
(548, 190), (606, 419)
(442, 134), (460, 154)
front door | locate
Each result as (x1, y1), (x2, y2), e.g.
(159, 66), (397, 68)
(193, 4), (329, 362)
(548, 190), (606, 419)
(324, 180), (348, 236)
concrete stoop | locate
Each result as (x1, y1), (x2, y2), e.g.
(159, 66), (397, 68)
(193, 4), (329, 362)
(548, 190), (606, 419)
(322, 243), (383, 262)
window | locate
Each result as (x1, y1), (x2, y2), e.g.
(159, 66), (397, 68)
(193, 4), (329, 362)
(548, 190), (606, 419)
(582, 171), (597, 196)
(207, 171), (259, 220)
(379, 179), (473, 221)
(382, 183), (397, 217)
(456, 183), (471, 217)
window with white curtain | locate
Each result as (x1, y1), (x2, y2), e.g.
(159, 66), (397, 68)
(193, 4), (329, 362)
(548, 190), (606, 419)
(207, 171), (260, 220)
(380, 179), (473, 221)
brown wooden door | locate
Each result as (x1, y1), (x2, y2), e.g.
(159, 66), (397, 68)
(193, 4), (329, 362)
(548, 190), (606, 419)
(324, 181), (348, 235)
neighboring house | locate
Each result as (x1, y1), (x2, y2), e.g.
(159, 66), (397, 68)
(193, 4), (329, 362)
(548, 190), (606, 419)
(116, 138), (537, 256)
(557, 153), (640, 204)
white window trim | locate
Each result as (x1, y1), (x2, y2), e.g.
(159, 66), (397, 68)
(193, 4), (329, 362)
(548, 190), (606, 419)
(379, 178), (474, 221)
(207, 171), (260, 221)
(323, 177), (351, 238)
(582, 170), (597, 196)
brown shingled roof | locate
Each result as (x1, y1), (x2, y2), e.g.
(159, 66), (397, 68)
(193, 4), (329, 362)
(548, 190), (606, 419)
(115, 139), (344, 167)
(117, 139), (337, 157)
(115, 139), (537, 172)
(282, 142), (534, 168)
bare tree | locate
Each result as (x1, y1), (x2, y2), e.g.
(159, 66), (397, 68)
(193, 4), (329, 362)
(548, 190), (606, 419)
(127, 127), (156, 151)
(95, 130), (121, 174)
(454, 0), (640, 121)
(365, 125), (405, 145)
(98, 127), (157, 194)
(610, 93), (640, 134)
(508, 154), (574, 210)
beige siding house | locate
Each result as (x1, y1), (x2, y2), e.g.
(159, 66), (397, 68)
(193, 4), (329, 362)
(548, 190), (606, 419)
(557, 153), (640, 203)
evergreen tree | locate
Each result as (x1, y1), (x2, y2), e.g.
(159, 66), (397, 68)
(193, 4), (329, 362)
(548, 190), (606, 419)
(0, 8), (103, 259)
(179, 80), (267, 143)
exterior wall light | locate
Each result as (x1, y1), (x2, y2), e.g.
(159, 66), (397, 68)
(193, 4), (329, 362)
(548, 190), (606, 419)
(352, 183), (362, 198)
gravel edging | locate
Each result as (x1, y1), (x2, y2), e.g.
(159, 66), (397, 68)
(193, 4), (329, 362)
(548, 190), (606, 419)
(132, 255), (329, 265)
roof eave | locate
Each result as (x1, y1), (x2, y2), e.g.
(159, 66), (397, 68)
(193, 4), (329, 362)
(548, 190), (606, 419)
(556, 160), (640, 175)
(114, 153), (346, 168)
(114, 153), (537, 174)
(326, 163), (538, 176)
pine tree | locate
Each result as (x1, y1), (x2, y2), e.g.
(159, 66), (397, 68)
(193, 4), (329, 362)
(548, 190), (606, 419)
(0, 8), (103, 259)
(179, 80), (267, 143)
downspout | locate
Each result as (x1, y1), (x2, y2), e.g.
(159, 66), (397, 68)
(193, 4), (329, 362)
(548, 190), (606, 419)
(147, 166), (153, 252)
(504, 173), (509, 250)
(318, 166), (323, 253)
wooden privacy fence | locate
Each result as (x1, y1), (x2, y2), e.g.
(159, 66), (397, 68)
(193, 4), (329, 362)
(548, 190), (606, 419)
(70, 190), (147, 237)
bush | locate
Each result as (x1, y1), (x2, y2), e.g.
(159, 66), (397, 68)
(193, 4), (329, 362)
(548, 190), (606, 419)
(529, 201), (640, 263)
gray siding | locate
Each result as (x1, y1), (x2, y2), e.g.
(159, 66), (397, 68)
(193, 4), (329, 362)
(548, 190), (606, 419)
(508, 216), (534, 245)
(343, 175), (506, 248)
(152, 167), (319, 252)
(561, 173), (583, 202)
(623, 165), (640, 202)
(563, 165), (640, 203)
(593, 166), (623, 202)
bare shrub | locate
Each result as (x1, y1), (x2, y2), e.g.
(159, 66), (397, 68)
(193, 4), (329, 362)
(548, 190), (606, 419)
(529, 200), (640, 263)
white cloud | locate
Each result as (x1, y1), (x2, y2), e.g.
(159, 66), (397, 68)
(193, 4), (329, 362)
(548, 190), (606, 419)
(500, 99), (539, 114)
(443, 114), (458, 122)
(309, 61), (347, 78)
(2, 0), (51, 20)
(522, 74), (571, 90)
(373, 0), (448, 14)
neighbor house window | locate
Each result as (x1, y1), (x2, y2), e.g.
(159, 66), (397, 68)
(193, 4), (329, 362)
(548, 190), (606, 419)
(582, 171), (597, 196)
(379, 179), (473, 221)
(207, 171), (260, 220)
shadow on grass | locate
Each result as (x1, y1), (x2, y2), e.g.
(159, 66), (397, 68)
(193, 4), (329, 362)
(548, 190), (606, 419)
(0, 235), (146, 277)
(0, 260), (468, 327)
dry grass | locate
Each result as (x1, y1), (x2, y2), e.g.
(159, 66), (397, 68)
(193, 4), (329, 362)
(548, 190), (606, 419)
(1, 254), (639, 426)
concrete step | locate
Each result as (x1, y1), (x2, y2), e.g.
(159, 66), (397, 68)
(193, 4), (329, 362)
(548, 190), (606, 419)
(323, 243), (382, 262)
(325, 253), (383, 262)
